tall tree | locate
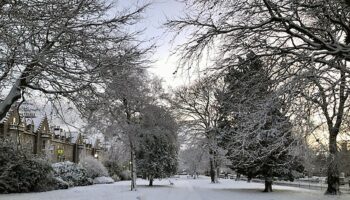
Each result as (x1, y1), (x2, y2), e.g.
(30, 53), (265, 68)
(218, 53), (304, 192)
(75, 48), (152, 191)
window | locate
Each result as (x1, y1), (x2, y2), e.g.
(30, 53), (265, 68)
(42, 140), (46, 150)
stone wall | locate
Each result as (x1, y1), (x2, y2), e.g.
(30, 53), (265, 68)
(50, 140), (74, 162)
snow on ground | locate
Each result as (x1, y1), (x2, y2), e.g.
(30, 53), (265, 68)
(1, 176), (349, 200)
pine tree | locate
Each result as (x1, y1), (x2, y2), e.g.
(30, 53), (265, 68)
(218, 52), (303, 192)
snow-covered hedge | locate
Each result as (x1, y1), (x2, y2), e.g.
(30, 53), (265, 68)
(93, 176), (114, 184)
(0, 140), (56, 193)
(79, 156), (109, 179)
(52, 161), (92, 187)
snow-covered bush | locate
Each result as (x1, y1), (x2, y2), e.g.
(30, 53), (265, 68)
(93, 176), (114, 184)
(52, 177), (69, 189)
(79, 156), (109, 179)
(52, 161), (92, 187)
(0, 140), (55, 193)
(111, 174), (121, 182)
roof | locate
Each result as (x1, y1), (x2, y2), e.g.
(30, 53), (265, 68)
(32, 117), (43, 131)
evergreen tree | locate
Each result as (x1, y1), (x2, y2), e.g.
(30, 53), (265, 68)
(136, 105), (178, 186)
(218, 52), (303, 192)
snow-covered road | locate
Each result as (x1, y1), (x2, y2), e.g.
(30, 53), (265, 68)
(1, 176), (349, 200)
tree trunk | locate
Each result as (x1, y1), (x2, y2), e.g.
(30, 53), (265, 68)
(325, 133), (340, 195)
(0, 78), (23, 121)
(247, 176), (252, 183)
(0, 64), (36, 121)
(124, 98), (137, 191)
(216, 166), (220, 180)
(235, 173), (241, 181)
(209, 146), (219, 183)
(130, 147), (137, 191)
(209, 149), (218, 183)
(149, 177), (153, 186)
(263, 176), (273, 192)
(209, 157), (216, 183)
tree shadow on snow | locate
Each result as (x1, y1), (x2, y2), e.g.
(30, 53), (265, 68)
(137, 185), (173, 189)
(214, 188), (297, 194)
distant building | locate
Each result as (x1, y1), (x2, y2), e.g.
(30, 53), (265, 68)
(0, 104), (104, 163)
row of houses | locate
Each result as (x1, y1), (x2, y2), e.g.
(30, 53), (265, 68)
(0, 104), (104, 163)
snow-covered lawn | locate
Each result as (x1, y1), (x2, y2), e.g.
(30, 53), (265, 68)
(1, 176), (349, 200)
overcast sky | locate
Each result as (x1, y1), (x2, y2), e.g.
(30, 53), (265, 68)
(116, 0), (193, 88)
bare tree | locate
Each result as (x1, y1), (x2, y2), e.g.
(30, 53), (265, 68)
(179, 142), (209, 178)
(85, 69), (149, 191)
(0, 0), (148, 121)
(170, 77), (224, 183)
(77, 58), (168, 190)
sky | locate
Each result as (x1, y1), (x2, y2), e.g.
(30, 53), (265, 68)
(116, 0), (193, 89)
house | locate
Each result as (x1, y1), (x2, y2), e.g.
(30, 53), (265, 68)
(0, 104), (104, 163)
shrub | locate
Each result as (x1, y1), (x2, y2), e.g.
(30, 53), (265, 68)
(52, 161), (92, 187)
(111, 174), (120, 182)
(52, 177), (69, 190)
(0, 140), (55, 193)
(79, 156), (109, 179)
(33, 175), (69, 192)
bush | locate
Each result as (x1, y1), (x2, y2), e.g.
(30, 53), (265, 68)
(79, 156), (109, 179)
(111, 174), (121, 182)
(0, 140), (55, 193)
(52, 177), (69, 190)
(52, 161), (93, 187)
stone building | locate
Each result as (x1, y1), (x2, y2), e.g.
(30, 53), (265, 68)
(0, 104), (104, 163)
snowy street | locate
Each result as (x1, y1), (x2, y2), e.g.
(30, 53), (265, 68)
(1, 176), (349, 200)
